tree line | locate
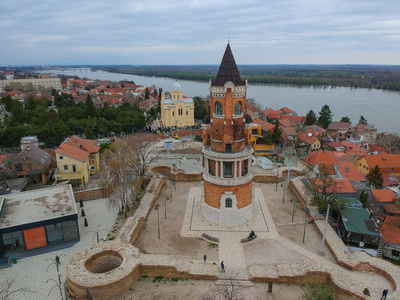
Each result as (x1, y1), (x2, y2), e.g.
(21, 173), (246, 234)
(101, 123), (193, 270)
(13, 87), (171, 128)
(94, 65), (400, 91)
(0, 93), (146, 150)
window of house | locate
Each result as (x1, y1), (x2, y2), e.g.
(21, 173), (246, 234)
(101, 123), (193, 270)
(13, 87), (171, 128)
(225, 198), (232, 208)
(235, 101), (242, 114)
(172, 111), (175, 116)
(72, 165), (77, 173)
(186, 111), (188, 115)
(225, 144), (232, 153)
(224, 162), (233, 177)
(215, 102), (223, 115)
(59, 156), (64, 160)
(90, 155), (95, 160)
(392, 169), (395, 173)
(63, 165), (69, 171)
(392, 249), (400, 257)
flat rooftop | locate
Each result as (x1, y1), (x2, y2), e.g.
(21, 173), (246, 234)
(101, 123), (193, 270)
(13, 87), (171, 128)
(0, 184), (77, 229)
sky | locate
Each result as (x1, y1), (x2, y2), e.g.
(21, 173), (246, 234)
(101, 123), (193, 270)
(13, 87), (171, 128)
(1, 0), (400, 66)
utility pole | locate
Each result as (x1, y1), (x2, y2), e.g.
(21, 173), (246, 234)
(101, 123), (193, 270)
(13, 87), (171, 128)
(320, 204), (330, 254)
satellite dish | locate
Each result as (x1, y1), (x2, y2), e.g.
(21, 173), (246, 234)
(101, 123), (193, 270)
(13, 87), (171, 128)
(308, 133), (312, 137)
(359, 241), (364, 247)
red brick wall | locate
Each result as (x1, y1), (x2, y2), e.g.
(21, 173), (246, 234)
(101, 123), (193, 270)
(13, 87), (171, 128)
(210, 89), (246, 153)
(74, 187), (111, 202)
(204, 180), (252, 209)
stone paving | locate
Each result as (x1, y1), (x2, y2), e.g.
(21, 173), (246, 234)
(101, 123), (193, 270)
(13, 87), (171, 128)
(181, 185), (398, 299)
(0, 197), (118, 300)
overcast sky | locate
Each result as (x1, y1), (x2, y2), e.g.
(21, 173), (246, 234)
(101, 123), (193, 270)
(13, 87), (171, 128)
(1, 0), (400, 66)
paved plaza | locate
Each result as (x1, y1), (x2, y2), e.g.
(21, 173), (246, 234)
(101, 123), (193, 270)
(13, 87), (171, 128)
(0, 197), (118, 300)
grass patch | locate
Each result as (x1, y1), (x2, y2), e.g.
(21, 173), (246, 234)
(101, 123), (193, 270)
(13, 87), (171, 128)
(208, 243), (218, 248)
(152, 276), (164, 282)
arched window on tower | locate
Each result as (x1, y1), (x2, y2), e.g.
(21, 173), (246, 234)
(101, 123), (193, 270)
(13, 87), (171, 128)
(235, 101), (242, 115)
(215, 102), (223, 115)
(225, 198), (232, 208)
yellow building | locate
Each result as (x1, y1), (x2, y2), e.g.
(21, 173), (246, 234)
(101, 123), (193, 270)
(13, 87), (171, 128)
(0, 78), (61, 92)
(54, 137), (100, 188)
(356, 153), (400, 176)
(161, 82), (195, 128)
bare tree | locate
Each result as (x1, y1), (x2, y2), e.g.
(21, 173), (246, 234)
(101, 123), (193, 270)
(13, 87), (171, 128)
(0, 275), (33, 300)
(200, 274), (246, 300)
(100, 134), (158, 215)
(100, 139), (134, 215)
(126, 133), (158, 178)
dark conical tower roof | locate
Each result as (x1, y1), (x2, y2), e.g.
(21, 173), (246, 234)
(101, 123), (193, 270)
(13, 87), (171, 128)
(212, 43), (244, 87)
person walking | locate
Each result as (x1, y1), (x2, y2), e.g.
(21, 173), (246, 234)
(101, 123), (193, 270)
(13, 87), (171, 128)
(221, 261), (225, 273)
(381, 289), (388, 300)
(203, 255), (207, 263)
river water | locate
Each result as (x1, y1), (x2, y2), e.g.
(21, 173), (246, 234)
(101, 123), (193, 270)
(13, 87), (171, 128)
(40, 68), (400, 133)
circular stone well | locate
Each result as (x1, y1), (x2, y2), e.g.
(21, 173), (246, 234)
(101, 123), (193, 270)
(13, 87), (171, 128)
(85, 250), (123, 273)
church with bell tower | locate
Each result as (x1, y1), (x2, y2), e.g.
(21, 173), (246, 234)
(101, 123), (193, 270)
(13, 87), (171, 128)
(201, 43), (254, 225)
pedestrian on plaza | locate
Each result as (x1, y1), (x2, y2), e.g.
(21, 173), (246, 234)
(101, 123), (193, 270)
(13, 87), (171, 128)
(221, 261), (225, 273)
(204, 255), (207, 263)
(381, 289), (388, 300)
(55, 255), (60, 265)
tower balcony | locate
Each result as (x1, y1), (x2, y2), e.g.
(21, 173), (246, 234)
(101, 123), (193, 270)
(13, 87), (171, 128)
(202, 145), (254, 186)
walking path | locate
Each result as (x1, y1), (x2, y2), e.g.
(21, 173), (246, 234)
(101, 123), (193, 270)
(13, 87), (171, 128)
(181, 186), (398, 299)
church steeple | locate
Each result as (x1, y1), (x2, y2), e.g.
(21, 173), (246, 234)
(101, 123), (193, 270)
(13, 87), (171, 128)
(212, 43), (244, 87)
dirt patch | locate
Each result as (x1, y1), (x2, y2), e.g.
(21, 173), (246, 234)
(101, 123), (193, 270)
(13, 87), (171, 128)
(124, 277), (303, 300)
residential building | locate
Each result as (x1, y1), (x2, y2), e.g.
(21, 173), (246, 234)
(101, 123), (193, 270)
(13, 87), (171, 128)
(297, 131), (321, 151)
(55, 136), (100, 188)
(356, 153), (400, 176)
(0, 77), (61, 92)
(327, 122), (351, 142)
(379, 216), (400, 262)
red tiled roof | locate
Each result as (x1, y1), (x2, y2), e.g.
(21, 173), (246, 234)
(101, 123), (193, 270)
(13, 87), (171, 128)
(337, 162), (366, 182)
(362, 153), (400, 169)
(55, 143), (89, 162)
(327, 122), (351, 131)
(382, 204), (400, 214)
(280, 115), (306, 123)
(317, 163), (336, 175)
(368, 145), (386, 154)
(253, 119), (275, 132)
(326, 142), (344, 148)
(281, 107), (292, 114)
(298, 131), (319, 145)
(380, 216), (400, 244)
(246, 103), (260, 113)
(64, 136), (100, 153)
(383, 174), (399, 187)
(311, 178), (357, 194)
(262, 108), (274, 115)
(371, 189), (396, 203)
(341, 141), (368, 156)
(279, 118), (292, 127)
(302, 150), (339, 166)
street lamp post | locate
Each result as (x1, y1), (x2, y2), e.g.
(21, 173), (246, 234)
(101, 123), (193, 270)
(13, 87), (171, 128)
(320, 204), (331, 254)
(155, 204), (160, 239)
(169, 181), (173, 203)
(275, 167), (278, 191)
(303, 207), (310, 243)
(165, 197), (168, 219)
(281, 183), (285, 204)
(290, 198), (295, 222)
(172, 164), (176, 190)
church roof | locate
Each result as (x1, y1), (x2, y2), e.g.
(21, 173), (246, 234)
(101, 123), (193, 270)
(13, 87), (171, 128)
(212, 43), (244, 87)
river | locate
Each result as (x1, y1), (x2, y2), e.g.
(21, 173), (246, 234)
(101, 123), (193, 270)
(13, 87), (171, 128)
(39, 68), (400, 133)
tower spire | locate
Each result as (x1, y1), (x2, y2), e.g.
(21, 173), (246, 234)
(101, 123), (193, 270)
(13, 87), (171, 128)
(213, 43), (243, 87)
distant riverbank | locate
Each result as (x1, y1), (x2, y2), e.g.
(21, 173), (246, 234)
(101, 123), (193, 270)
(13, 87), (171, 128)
(39, 68), (400, 133)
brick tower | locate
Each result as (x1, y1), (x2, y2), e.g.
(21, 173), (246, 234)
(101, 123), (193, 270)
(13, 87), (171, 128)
(201, 43), (254, 225)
